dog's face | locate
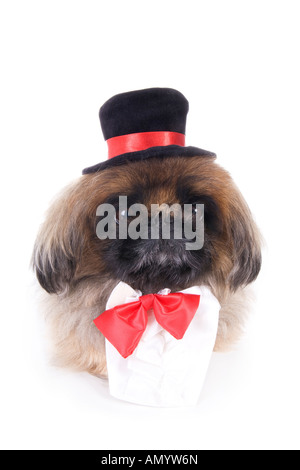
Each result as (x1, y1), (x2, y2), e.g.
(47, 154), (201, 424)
(34, 156), (261, 295)
(96, 170), (223, 294)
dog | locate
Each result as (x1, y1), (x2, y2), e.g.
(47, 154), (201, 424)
(33, 154), (261, 377)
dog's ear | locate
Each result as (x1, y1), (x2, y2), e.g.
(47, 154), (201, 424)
(226, 193), (262, 291)
(33, 232), (82, 294)
(32, 183), (84, 294)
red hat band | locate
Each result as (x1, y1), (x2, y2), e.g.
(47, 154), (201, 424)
(107, 131), (186, 159)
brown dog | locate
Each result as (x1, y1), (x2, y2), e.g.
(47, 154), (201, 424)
(33, 154), (261, 377)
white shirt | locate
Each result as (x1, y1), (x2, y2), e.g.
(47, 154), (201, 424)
(105, 282), (220, 407)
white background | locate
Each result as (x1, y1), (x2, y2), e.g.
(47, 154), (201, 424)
(1, 0), (300, 450)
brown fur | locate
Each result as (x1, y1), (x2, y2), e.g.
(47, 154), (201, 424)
(33, 156), (261, 376)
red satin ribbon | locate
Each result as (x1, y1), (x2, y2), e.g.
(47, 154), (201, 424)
(94, 292), (200, 358)
(107, 131), (186, 159)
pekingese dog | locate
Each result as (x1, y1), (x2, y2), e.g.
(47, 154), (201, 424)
(33, 88), (261, 377)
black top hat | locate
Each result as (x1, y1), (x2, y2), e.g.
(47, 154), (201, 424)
(82, 88), (216, 174)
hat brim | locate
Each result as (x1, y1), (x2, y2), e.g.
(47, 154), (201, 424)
(82, 145), (216, 175)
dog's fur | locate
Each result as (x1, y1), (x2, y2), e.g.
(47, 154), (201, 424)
(33, 156), (261, 376)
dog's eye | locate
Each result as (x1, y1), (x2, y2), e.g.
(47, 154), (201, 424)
(192, 204), (204, 219)
(115, 210), (137, 225)
(114, 210), (127, 225)
(183, 204), (204, 218)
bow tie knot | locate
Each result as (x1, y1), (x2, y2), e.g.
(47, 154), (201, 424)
(139, 293), (156, 311)
(94, 289), (201, 358)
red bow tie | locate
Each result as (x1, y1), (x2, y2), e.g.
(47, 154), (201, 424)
(93, 292), (201, 358)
